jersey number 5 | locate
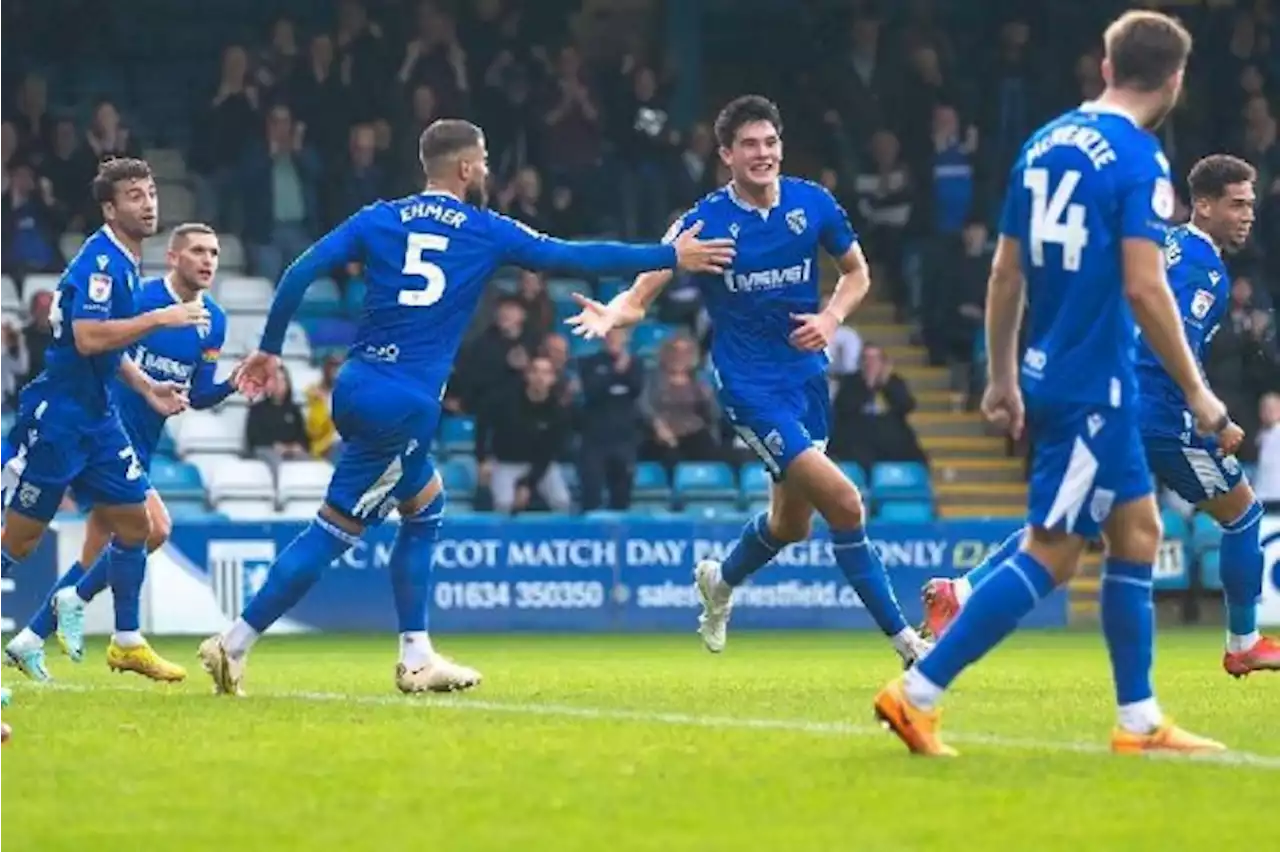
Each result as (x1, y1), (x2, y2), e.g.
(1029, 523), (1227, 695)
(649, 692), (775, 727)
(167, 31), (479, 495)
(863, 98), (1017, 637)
(1024, 168), (1089, 272)
(400, 233), (448, 307)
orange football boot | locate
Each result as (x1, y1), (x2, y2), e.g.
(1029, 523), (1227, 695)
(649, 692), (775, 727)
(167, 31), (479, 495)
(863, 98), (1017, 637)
(873, 677), (959, 757)
(1111, 721), (1226, 755)
(1223, 635), (1280, 678)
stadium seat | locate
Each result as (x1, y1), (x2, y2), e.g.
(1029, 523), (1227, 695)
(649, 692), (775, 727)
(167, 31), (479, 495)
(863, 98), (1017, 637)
(739, 462), (771, 501)
(440, 458), (477, 496)
(222, 313), (261, 356)
(298, 277), (343, 318)
(276, 460), (333, 504)
(279, 499), (324, 519)
(568, 334), (602, 358)
(686, 502), (748, 521)
(870, 462), (931, 501)
(876, 500), (935, 523)
(596, 278), (626, 302)
(673, 462), (738, 502)
(1, 275), (19, 313)
(216, 276), (275, 314)
(438, 416), (476, 454)
(283, 361), (322, 404)
(838, 461), (869, 492)
(1161, 510), (1189, 543)
(632, 461), (671, 502)
(631, 321), (673, 356)
(23, 274), (60, 303)
(216, 498), (280, 521)
(219, 235), (246, 273)
(158, 182), (195, 227)
(546, 278), (589, 300)
(1191, 512), (1223, 552)
(206, 459), (275, 504)
(281, 322), (312, 360)
(1199, 548), (1223, 590)
(147, 457), (205, 501)
(142, 234), (170, 269)
(165, 499), (216, 520)
(173, 408), (247, 456)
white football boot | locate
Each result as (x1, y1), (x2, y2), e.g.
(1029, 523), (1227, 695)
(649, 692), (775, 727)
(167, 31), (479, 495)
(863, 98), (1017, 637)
(198, 635), (247, 696)
(395, 656), (482, 694)
(694, 560), (734, 653)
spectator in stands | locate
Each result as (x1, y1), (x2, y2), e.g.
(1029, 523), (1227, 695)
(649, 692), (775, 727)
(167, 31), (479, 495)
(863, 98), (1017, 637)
(640, 333), (720, 468)
(240, 103), (321, 282)
(538, 331), (578, 404)
(43, 119), (96, 232)
(1, 161), (64, 276)
(855, 129), (912, 314)
(2, 317), (29, 412)
(193, 44), (261, 230)
(85, 99), (142, 164)
(246, 363), (309, 471)
(255, 16), (301, 101)
(476, 354), (573, 515)
(305, 353), (343, 463)
(499, 165), (550, 233)
(2, 121), (18, 192)
(674, 122), (716, 209)
(19, 290), (53, 389)
(291, 34), (350, 174)
(454, 296), (535, 418)
(335, 0), (389, 121)
(578, 327), (644, 511)
(483, 59), (545, 187)
(827, 12), (894, 147)
(1256, 392), (1280, 509)
(394, 83), (438, 193)
(616, 62), (676, 239)
(546, 183), (588, 237)
(328, 123), (387, 229)
(397, 0), (470, 118)
(831, 345), (926, 471)
(542, 46), (602, 201)
(1207, 276), (1280, 455)
(823, 293), (863, 380)
(514, 269), (554, 340)
(980, 18), (1037, 176)
(8, 73), (53, 159)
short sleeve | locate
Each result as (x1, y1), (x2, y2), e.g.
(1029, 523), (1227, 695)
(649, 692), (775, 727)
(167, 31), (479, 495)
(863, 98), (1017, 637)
(1119, 148), (1174, 244)
(67, 266), (117, 321)
(998, 164), (1023, 239)
(660, 209), (692, 246)
(202, 307), (227, 363)
(816, 186), (857, 257)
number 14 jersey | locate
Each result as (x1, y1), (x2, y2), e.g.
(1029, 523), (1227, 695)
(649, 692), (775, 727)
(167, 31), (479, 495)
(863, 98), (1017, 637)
(999, 101), (1174, 410)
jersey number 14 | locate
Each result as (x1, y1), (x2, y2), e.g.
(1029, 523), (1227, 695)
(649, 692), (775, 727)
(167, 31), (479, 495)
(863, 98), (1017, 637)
(1024, 168), (1089, 272)
(400, 233), (448, 307)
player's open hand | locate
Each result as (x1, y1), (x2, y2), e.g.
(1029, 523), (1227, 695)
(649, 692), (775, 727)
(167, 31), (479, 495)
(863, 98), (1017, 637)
(155, 300), (211, 330)
(789, 311), (839, 352)
(565, 293), (643, 340)
(146, 381), (190, 416)
(672, 221), (735, 274)
(980, 380), (1025, 440)
(1217, 421), (1245, 456)
(236, 350), (283, 401)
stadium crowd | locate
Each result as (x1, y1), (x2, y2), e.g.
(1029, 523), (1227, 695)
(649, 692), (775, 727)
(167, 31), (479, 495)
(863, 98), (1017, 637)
(2, 0), (1278, 515)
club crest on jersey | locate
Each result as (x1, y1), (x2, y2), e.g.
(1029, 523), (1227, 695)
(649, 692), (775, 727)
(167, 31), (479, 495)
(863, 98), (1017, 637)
(88, 273), (112, 303)
(17, 482), (41, 509)
(1089, 488), (1115, 523)
(1151, 178), (1175, 220)
(785, 208), (807, 235)
(764, 429), (785, 458)
(1190, 289), (1215, 320)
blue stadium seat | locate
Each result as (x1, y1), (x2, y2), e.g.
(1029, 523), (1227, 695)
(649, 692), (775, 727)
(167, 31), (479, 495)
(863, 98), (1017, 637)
(870, 462), (931, 501)
(686, 502), (748, 521)
(298, 277), (343, 318)
(596, 279), (627, 302)
(148, 458), (205, 501)
(1199, 548), (1222, 591)
(631, 321), (673, 356)
(546, 278), (589, 300)
(1191, 512), (1223, 552)
(441, 458), (477, 496)
(569, 334), (603, 358)
(838, 461), (868, 492)
(154, 427), (177, 460)
(632, 462), (671, 502)
(1160, 510), (1189, 543)
(673, 462), (738, 502)
(738, 462), (770, 501)
(876, 500), (934, 523)
(438, 416), (476, 454)
(165, 499), (216, 521)
(344, 278), (367, 317)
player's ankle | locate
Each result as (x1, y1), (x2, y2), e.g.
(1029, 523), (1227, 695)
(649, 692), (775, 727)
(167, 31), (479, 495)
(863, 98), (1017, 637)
(113, 630), (145, 649)
(7, 628), (42, 651)
(1117, 698), (1163, 735)
(399, 631), (434, 669)
(1227, 631), (1261, 654)
(223, 619), (260, 658)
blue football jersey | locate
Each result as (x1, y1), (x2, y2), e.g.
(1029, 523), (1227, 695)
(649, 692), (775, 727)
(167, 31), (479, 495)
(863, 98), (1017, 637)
(115, 277), (233, 459)
(259, 190), (677, 399)
(1135, 223), (1229, 437)
(31, 226), (142, 414)
(999, 103), (1175, 409)
(669, 177), (857, 392)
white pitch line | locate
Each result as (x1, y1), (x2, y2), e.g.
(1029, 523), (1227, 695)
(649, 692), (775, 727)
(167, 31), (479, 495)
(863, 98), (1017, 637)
(30, 681), (1280, 770)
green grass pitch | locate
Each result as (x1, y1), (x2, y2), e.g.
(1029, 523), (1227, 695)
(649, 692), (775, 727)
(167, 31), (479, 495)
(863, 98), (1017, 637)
(2, 630), (1276, 851)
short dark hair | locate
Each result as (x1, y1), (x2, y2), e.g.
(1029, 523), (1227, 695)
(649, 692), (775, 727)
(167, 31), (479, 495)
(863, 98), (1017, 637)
(169, 222), (217, 249)
(1104, 10), (1192, 92)
(91, 157), (153, 205)
(1187, 154), (1256, 200)
(713, 95), (783, 148)
(419, 119), (484, 174)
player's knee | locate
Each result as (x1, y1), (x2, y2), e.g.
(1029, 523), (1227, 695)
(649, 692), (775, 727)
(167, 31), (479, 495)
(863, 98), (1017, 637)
(145, 510), (172, 553)
(821, 485), (866, 531)
(109, 507), (153, 548)
(0, 517), (43, 561)
(767, 510), (812, 544)
(1108, 513), (1163, 564)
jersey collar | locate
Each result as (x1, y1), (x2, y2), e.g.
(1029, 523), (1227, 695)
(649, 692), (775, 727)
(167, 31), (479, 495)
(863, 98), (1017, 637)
(1078, 100), (1140, 128)
(420, 188), (460, 201)
(1185, 221), (1222, 256)
(726, 179), (781, 218)
(99, 224), (141, 267)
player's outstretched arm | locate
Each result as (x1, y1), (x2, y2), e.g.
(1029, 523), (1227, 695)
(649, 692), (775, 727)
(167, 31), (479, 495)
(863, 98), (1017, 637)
(498, 215), (734, 278)
(981, 235), (1026, 438)
(1122, 238), (1228, 435)
(73, 300), (209, 356)
(565, 270), (672, 339)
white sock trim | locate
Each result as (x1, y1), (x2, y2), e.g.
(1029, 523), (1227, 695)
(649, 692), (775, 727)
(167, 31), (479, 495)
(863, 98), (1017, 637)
(1227, 631), (1261, 654)
(112, 630), (145, 649)
(223, 619), (260, 658)
(903, 666), (944, 711)
(399, 631), (434, 668)
(1117, 697), (1163, 735)
(7, 628), (42, 651)
(954, 576), (973, 606)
